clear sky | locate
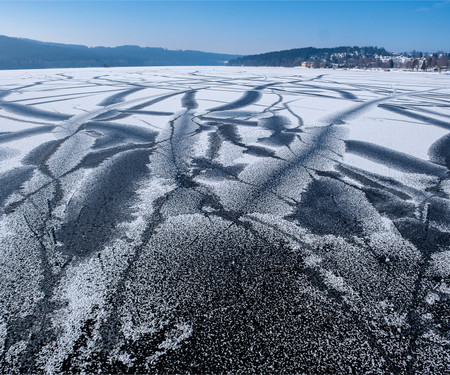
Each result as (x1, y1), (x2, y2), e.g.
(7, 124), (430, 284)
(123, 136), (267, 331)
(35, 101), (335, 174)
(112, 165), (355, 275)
(0, 1), (449, 55)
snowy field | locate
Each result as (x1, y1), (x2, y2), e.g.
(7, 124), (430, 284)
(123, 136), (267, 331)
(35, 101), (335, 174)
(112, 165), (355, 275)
(0, 67), (449, 373)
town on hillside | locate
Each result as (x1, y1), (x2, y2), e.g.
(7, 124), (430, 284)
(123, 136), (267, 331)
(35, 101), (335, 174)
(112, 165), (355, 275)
(228, 47), (450, 71)
(299, 51), (449, 71)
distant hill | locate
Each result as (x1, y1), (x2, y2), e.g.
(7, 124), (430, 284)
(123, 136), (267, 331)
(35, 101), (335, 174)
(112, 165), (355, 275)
(0, 35), (239, 69)
(227, 46), (392, 67)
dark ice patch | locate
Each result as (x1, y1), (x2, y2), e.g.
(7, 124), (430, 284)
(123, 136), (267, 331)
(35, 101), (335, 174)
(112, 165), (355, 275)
(98, 87), (144, 106)
(206, 131), (222, 160)
(243, 145), (277, 158)
(0, 126), (55, 144)
(85, 121), (158, 149)
(345, 140), (447, 177)
(0, 167), (34, 209)
(427, 197), (450, 229)
(394, 218), (450, 256)
(260, 115), (290, 133)
(192, 157), (246, 180)
(92, 110), (122, 121)
(58, 149), (151, 258)
(119, 110), (174, 116)
(208, 111), (257, 118)
(181, 90), (198, 110)
(79, 143), (155, 170)
(22, 139), (64, 167)
(217, 124), (242, 145)
(258, 116), (296, 147)
(286, 178), (366, 239)
(379, 104), (450, 131)
(0, 102), (72, 121)
(258, 132), (295, 147)
(254, 81), (281, 90)
(337, 164), (412, 200)
(208, 90), (261, 112)
(335, 89), (358, 100)
(428, 133), (450, 169)
(364, 188), (416, 220)
(305, 83), (358, 100)
(201, 117), (258, 127)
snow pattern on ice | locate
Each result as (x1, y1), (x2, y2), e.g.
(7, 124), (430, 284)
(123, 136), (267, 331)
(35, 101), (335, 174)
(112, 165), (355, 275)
(0, 67), (449, 373)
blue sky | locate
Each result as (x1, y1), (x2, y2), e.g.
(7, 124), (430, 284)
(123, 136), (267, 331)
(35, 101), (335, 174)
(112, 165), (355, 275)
(0, 1), (449, 54)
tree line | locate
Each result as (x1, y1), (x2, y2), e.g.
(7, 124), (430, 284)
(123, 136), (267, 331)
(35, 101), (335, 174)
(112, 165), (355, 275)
(0, 35), (238, 69)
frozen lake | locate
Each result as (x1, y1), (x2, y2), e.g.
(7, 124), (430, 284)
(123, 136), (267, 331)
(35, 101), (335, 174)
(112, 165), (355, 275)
(0, 67), (449, 373)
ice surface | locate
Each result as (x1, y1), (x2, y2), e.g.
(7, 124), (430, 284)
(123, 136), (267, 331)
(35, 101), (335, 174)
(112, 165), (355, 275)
(0, 67), (449, 373)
